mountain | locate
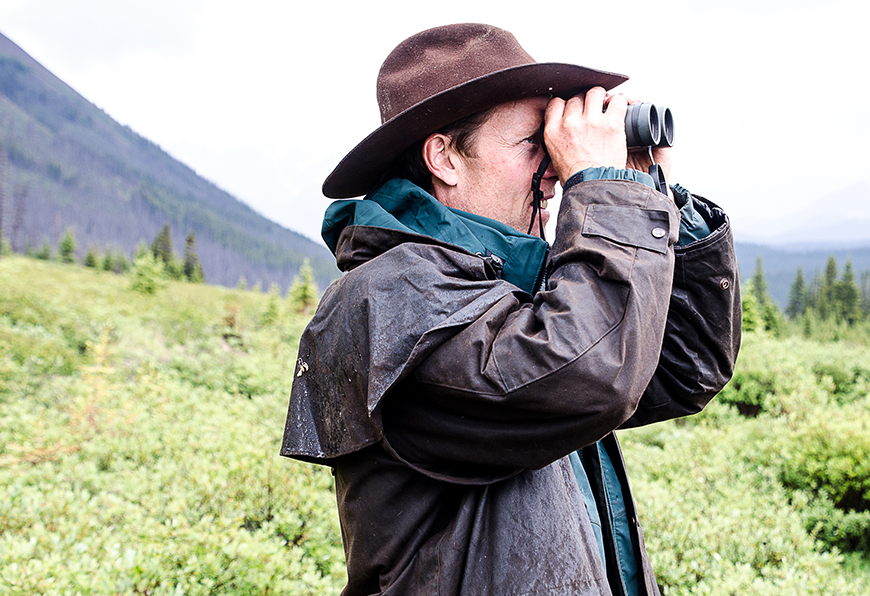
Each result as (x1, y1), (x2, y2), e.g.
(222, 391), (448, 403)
(0, 32), (338, 290)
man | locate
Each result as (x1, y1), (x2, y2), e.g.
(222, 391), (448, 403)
(281, 23), (740, 596)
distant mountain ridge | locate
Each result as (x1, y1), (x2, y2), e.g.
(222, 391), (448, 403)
(733, 182), (870, 308)
(0, 31), (337, 290)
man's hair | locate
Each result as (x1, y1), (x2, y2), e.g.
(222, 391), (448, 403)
(388, 105), (498, 192)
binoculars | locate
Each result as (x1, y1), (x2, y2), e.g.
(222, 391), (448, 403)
(624, 103), (674, 148)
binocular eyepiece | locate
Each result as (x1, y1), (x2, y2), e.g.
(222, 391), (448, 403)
(624, 103), (674, 148)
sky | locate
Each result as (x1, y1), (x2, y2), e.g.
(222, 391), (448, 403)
(0, 0), (867, 246)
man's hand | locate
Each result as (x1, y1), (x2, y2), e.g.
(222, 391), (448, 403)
(545, 91), (676, 200)
(544, 87), (628, 185)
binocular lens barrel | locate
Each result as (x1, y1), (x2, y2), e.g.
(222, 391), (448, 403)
(656, 105), (674, 148)
(624, 103), (674, 148)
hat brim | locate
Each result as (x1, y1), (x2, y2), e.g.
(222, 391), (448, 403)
(322, 62), (627, 199)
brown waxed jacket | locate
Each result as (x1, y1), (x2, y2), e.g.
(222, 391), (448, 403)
(281, 178), (741, 595)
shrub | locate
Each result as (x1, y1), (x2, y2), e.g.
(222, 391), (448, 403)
(130, 252), (167, 295)
(59, 227), (77, 263)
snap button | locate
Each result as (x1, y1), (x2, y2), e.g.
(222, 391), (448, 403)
(719, 279), (730, 290)
(651, 227), (667, 239)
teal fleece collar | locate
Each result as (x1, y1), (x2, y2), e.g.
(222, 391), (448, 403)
(322, 178), (549, 295)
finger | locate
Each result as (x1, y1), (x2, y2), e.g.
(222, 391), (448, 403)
(545, 96), (566, 124)
(583, 86), (606, 115)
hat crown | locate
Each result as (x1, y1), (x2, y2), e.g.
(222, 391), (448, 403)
(376, 24), (535, 124)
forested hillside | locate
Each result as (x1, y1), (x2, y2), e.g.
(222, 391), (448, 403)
(2, 253), (869, 594)
(0, 32), (338, 291)
(736, 242), (870, 309)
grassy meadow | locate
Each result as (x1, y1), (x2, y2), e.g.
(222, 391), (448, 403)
(1, 254), (869, 594)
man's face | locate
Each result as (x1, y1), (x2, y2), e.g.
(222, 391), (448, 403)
(446, 96), (557, 237)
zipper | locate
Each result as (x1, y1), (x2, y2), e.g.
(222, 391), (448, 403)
(478, 250), (505, 280)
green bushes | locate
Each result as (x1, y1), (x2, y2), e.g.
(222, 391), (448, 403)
(622, 330), (870, 594)
(0, 255), (343, 595)
(3, 255), (870, 594)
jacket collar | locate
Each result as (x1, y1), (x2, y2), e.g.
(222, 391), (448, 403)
(322, 178), (549, 295)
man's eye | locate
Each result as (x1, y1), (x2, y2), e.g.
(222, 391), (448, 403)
(524, 135), (539, 145)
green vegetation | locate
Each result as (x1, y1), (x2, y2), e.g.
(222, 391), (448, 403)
(287, 259), (319, 315)
(0, 256), (343, 595)
(2, 254), (869, 594)
(753, 254), (870, 343)
(624, 330), (870, 594)
(149, 224), (205, 283)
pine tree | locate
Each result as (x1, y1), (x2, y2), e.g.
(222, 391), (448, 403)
(288, 259), (319, 313)
(35, 239), (51, 260)
(817, 257), (839, 320)
(102, 248), (115, 272)
(750, 256), (771, 308)
(130, 251), (167, 294)
(837, 260), (861, 325)
(748, 256), (782, 332)
(741, 280), (762, 333)
(151, 224), (174, 267)
(786, 267), (807, 319)
(260, 283), (282, 326)
(59, 228), (76, 263)
(183, 232), (204, 282)
(83, 246), (99, 268)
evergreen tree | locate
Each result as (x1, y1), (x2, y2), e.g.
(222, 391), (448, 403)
(130, 251), (167, 294)
(35, 239), (51, 260)
(83, 247), (99, 268)
(748, 257), (782, 332)
(260, 283), (282, 326)
(742, 280), (762, 333)
(288, 259), (319, 313)
(761, 301), (785, 337)
(801, 313), (813, 338)
(786, 267), (807, 319)
(837, 260), (861, 325)
(59, 228), (76, 263)
(151, 224), (174, 266)
(751, 256), (771, 307)
(817, 257), (839, 320)
(183, 232), (204, 282)
(102, 248), (115, 272)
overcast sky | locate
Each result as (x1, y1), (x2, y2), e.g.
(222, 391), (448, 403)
(1, 0), (867, 245)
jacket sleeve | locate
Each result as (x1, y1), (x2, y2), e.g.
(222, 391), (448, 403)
(620, 194), (741, 428)
(382, 179), (684, 478)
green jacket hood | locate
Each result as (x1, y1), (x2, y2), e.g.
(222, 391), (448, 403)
(322, 178), (549, 295)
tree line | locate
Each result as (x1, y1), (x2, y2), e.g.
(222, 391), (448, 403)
(1, 221), (319, 313)
(0, 222), (204, 282)
(747, 255), (870, 341)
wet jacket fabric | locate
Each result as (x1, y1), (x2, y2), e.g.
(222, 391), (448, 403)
(281, 176), (741, 595)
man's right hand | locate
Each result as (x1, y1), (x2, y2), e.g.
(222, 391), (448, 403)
(544, 87), (629, 185)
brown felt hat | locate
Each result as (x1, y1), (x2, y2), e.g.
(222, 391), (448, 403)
(322, 23), (628, 199)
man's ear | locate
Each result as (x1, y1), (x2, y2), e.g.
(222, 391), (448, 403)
(422, 133), (460, 187)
